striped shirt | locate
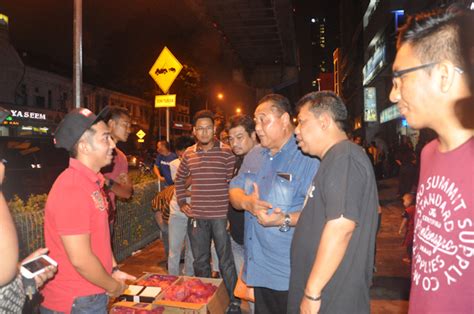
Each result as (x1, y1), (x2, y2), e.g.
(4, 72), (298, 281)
(175, 140), (235, 219)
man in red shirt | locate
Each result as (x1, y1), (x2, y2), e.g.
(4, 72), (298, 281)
(101, 107), (133, 234)
(390, 7), (473, 313)
(41, 107), (135, 314)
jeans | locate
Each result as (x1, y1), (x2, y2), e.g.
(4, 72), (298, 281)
(211, 240), (220, 273)
(40, 293), (108, 314)
(155, 212), (169, 259)
(188, 218), (238, 303)
(168, 212), (194, 276)
(231, 237), (244, 273)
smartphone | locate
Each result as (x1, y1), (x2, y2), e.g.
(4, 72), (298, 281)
(20, 255), (57, 279)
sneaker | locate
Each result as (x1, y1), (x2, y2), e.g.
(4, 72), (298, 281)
(226, 302), (241, 314)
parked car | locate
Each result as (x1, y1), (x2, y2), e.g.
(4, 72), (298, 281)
(0, 136), (69, 201)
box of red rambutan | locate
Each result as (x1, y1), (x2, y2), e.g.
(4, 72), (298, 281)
(154, 276), (229, 314)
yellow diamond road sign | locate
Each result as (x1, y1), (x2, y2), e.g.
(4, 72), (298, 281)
(149, 47), (183, 94)
(136, 129), (146, 139)
(136, 129), (146, 143)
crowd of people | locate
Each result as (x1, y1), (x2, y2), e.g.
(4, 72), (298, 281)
(0, 6), (472, 314)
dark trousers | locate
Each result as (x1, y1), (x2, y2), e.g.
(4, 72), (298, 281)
(187, 218), (238, 303)
(254, 287), (288, 314)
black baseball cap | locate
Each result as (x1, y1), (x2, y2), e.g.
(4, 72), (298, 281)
(54, 106), (109, 151)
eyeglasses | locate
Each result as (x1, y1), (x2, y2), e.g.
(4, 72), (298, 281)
(392, 62), (464, 90)
(392, 62), (438, 80)
(195, 126), (213, 133)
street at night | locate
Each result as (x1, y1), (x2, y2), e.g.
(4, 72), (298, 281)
(0, 1), (473, 313)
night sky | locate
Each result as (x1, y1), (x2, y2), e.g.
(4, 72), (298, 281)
(1, 1), (230, 96)
(0, 0), (339, 111)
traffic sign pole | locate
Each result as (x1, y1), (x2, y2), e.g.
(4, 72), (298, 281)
(166, 106), (170, 142)
(149, 46), (183, 144)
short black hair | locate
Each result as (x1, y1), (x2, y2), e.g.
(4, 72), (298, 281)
(397, 7), (470, 69)
(157, 140), (170, 150)
(107, 106), (130, 122)
(69, 127), (96, 158)
(297, 91), (348, 132)
(257, 94), (292, 117)
(193, 110), (215, 126)
(228, 114), (255, 137)
(174, 135), (195, 151)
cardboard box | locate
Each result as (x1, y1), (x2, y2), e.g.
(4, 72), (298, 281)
(154, 276), (229, 314)
(118, 285), (162, 303)
(110, 301), (165, 313)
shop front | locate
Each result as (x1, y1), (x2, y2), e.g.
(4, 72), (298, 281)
(0, 105), (68, 200)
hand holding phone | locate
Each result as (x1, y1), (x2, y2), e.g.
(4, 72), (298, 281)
(20, 254), (57, 279)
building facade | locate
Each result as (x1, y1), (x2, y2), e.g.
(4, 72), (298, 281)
(339, 0), (472, 146)
(0, 13), (191, 148)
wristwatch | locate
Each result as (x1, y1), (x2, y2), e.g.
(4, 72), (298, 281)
(279, 213), (291, 232)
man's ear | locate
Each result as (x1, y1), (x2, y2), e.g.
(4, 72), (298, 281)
(280, 111), (291, 126)
(251, 131), (257, 142)
(77, 139), (89, 155)
(438, 62), (457, 93)
(319, 112), (332, 130)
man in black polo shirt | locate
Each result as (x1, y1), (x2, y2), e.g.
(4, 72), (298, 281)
(288, 91), (378, 314)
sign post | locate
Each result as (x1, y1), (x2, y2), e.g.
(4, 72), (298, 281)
(149, 47), (183, 142)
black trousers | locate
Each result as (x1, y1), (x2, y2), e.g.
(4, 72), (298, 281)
(254, 287), (288, 314)
(187, 218), (238, 303)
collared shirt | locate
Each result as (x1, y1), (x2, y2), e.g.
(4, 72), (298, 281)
(230, 137), (319, 290)
(43, 158), (112, 313)
(175, 140), (235, 219)
(102, 147), (128, 210)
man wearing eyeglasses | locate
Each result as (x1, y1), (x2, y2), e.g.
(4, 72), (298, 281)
(175, 110), (240, 313)
(389, 8), (473, 314)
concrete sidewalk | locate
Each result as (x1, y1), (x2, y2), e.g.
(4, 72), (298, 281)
(371, 178), (410, 314)
(118, 177), (411, 314)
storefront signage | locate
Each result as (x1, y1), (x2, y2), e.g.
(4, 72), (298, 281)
(364, 87), (377, 122)
(11, 110), (47, 120)
(380, 105), (401, 123)
(363, 40), (386, 86)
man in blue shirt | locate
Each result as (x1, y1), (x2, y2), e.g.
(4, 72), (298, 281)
(153, 140), (177, 187)
(229, 94), (319, 314)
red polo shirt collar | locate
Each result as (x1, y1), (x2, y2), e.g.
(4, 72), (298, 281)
(68, 158), (105, 188)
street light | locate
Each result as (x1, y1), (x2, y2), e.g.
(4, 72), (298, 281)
(217, 93), (224, 100)
(236, 107), (241, 114)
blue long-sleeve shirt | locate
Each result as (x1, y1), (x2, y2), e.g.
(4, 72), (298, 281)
(230, 137), (319, 290)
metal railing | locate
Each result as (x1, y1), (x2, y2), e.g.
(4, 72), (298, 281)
(13, 180), (159, 262)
